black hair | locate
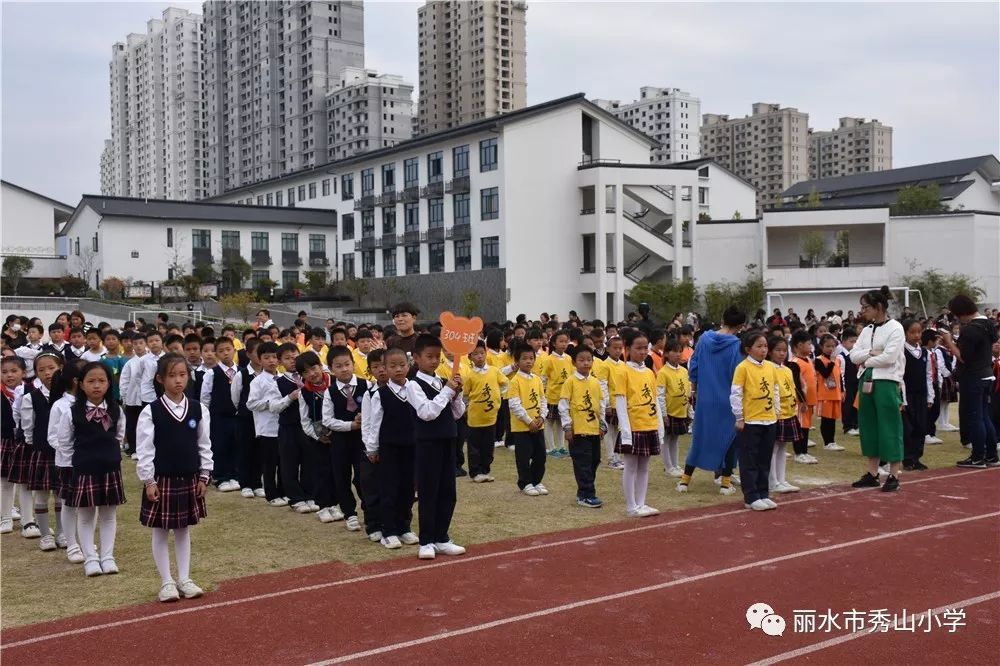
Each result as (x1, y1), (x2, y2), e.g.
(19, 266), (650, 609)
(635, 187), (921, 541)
(214, 335), (234, 349)
(328, 345), (353, 363)
(383, 347), (408, 363)
(526, 328), (543, 341)
(330, 327), (347, 339)
(860, 285), (893, 312)
(68, 327), (84, 337)
(101, 329), (120, 342)
(27, 323), (44, 335)
(201, 336), (217, 348)
(722, 306), (748, 328)
(649, 330), (666, 345)
(44, 354), (73, 402)
(550, 329), (570, 343)
(183, 333), (202, 348)
(201, 326), (215, 338)
(569, 345), (593, 362)
(413, 333), (442, 356)
(367, 349), (385, 366)
(740, 331), (767, 353)
(131, 331), (148, 342)
(391, 302), (420, 317)
(767, 335), (788, 355)
(276, 342), (299, 359)
(901, 318), (922, 333)
(817, 333), (837, 349)
(511, 342), (536, 363)
(257, 341), (280, 358)
(665, 339), (683, 354)
(841, 326), (858, 341)
(485, 328), (503, 351)
(356, 328), (373, 340)
(473, 339), (486, 351)
(622, 329), (648, 349)
(155, 352), (189, 382)
(947, 294), (978, 317)
(1, 356), (26, 371)
(244, 337), (261, 354)
(310, 327), (328, 339)
(295, 351), (323, 374)
(921, 329), (939, 346)
(164, 333), (184, 348)
(72, 362), (120, 422)
(47, 323), (63, 333)
(790, 330), (812, 349)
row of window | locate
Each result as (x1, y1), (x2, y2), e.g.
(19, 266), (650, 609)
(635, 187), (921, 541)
(174, 227), (327, 254)
(342, 139), (495, 199)
(344, 236), (500, 278)
(340, 189), (497, 240)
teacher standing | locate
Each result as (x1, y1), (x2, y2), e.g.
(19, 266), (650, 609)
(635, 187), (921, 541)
(849, 286), (906, 492)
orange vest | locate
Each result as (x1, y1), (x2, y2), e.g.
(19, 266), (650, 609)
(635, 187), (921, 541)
(814, 355), (842, 402)
(791, 356), (816, 406)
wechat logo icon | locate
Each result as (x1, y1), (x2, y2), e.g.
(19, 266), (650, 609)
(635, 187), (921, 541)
(747, 602), (786, 637)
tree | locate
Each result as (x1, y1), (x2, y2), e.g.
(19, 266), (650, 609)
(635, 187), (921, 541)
(800, 231), (827, 267)
(374, 278), (403, 310)
(892, 183), (947, 216)
(799, 186), (822, 208)
(344, 277), (368, 307)
(698, 212), (711, 222)
(902, 266), (984, 313)
(218, 292), (258, 323)
(460, 289), (481, 317)
(178, 274), (202, 302)
(625, 278), (698, 322)
(58, 274), (88, 297)
(220, 255), (251, 293)
(77, 246), (98, 288)
(256, 278), (277, 300)
(700, 264), (767, 323)
(100, 276), (126, 300)
(192, 262), (219, 285)
(1, 256), (33, 295)
(303, 270), (328, 295)
(731, 210), (743, 220)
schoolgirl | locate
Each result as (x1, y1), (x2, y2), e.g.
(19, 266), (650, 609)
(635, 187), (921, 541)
(901, 319), (932, 471)
(541, 330), (573, 456)
(731, 332), (780, 511)
(656, 339), (690, 478)
(22, 352), (68, 551)
(595, 336), (626, 470)
(1, 355), (30, 535)
(767, 336), (801, 493)
(814, 334), (845, 451)
(789, 331), (818, 464)
(614, 330), (663, 518)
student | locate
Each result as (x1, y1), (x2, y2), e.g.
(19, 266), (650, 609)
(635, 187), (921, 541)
(42, 323), (67, 356)
(119, 332), (149, 458)
(541, 330), (573, 456)
(134, 353), (213, 601)
(81, 329), (107, 363)
(678, 325), (695, 367)
(559, 345), (607, 508)
(199, 336), (240, 492)
(645, 331), (666, 373)
(656, 339), (690, 478)
(322, 345), (380, 537)
(768, 336), (801, 494)
(839, 328), (860, 436)
(230, 337), (264, 499)
(789, 331), (819, 465)
(47, 359), (85, 563)
(922, 329), (945, 445)
(507, 344), (548, 496)
(484, 329), (512, 449)
(901, 319), (933, 471)
(297, 351), (340, 524)
(64, 327), (87, 364)
(936, 343), (959, 433)
(14, 323), (44, 378)
(814, 334), (845, 452)
(352, 329), (375, 380)
(245, 342), (294, 507)
(274, 343), (317, 514)
(990, 340), (1000, 437)
(405, 334), (466, 560)
(99, 330), (127, 405)
(55, 362), (127, 576)
(463, 341), (508, 483)
(139, 331), (165, 405)
(594, 335), (626, 470)
(1, 356), (31, 536)
(22, 352), (68, 551)
(615, 330), (663, 518)
(362, 348), (420, 549)
(731, 332), (780, 511)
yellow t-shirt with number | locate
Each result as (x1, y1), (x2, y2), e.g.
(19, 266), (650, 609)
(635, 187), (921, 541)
(530, 349), (548, 376)
(773, 362), (797, 420)
(542, 352), (573, 403)
(559, 373), (604, 436)
(507, 372), (544, 433)
(733, 358), (778, 423)
(351, 348), (367, 379)
(614, 363), (660, 432)
(656, 363), (690, 419)
(463, 366), (509, 427)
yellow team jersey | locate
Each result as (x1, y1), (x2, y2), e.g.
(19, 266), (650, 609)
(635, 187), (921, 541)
(542, 352), (573, 403)
(560, 373), (604, 436)
(436, 357), (470, 382)
(733, 358), (778, 423)
(508, 372), (544, 433)
(463, 366), (509, 427)
(657, 363), (690, 419)
(530, 349), (548, 376)
(773, 362), (797, 420)
(602, 358), (627, 402)
(232, 338), (245, 351)
(352, 348), (368, 379)
(615, 363), (660, 432)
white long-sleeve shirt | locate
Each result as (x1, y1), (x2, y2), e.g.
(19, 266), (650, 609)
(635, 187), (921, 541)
(321, 376), (362, 433)
(54, 399), (126, 469)
(230, 365), (258, 409)
(729, 357), (781, 425)
(245, 371), (295, 437)
(135, 395), (214, 483)
(361, 381), (408, 455)
(49, 394), (75, 467)
(19, 384), (50, 447)
(14, 343), (43, 377)
(616, 362), (664, 447)
(850, 319), (905, 383)
(200, 362), (239, 410)
(119, 355), (145, 407)
(405, 371), (466, 424)
(299, 387), (332, 441)
(81, 347), (107, 362)
(138, 351), (165, 404)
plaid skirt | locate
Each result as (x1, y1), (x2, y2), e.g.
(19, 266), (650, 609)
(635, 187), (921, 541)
(6, 440), (33, 485)
(56, 467), (75, 502)
(140, 475), (207, 529)
(664, 415), (691, 436)
(27, 448), (61, 493)
(65, 470), (127, 508)
(776, 417), (803, 444)
(546, 408), (561, 422)
(606, 409), (618, 427)
(939, 376), (958, 403)
(0, 436), (16, 479)
(615, 429), (661, 457)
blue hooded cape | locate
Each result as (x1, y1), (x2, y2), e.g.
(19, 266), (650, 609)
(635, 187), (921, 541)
(685, 329), (743, 472)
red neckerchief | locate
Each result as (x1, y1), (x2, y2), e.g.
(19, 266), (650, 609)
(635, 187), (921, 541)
(303, 374), (331, 393)
(1, 384), (14, 403)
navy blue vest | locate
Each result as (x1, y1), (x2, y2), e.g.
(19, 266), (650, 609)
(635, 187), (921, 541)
(29, 390), (53, 452)
(150, 398), (201, 477)
(1, 394), (15, 439)
(842, 352), (860, 390)
(378, 384), (416, 447)
(71, 404), (121, 474)
(327, 379), (368, 421)
(237, 366), (254, 416)
(301, 387), (325, 426)
(208, 366), (238, 417)
(412, 377), (457, 439)
(184, 367), (204, 401)
(904, 348), (928, 400)
(276, 375), (301, 425)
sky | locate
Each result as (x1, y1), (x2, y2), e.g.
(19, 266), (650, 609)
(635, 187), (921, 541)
(2, 1), (998, 205)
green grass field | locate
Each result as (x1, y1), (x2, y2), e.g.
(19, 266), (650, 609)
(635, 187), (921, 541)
(0, 431), (973, 628)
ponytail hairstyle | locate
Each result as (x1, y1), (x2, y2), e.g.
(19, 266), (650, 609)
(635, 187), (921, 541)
(71, 361), (120, 424)
(621, 328), (649, 350)
(35, 352), (67, 402)
(740, 331), (768, 355)
(860, 285), (893, 313)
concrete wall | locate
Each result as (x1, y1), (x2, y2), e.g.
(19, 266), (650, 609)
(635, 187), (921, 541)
(694, 220), (761, 284)
(348, 268), (508, 323)
(1, 183), (62, 255)
(953, 175), (1000, 212)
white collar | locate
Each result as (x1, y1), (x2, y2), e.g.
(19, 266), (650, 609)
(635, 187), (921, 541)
(664, 362), (680, 370)
(573, 371), (589, 380)
(86, 400), (108, 409)
(746, 356), (764, 366)
(472, 364), (489, 374)
(37, 384), (50, 397)
(417, 371), (441, 385)
(336, 375), (358, 390)
(626, 361), (645, 369)
(550, 351), (566, 359)
(161, 394), (187, 409)
(247, 365), (259, 376)
(388, 380), (407, 393)
(71, 345), (86, 353)
(517, 370), (534, 379)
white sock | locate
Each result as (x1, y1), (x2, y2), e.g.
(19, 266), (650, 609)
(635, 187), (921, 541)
(663, 435), (679, 470)
(151, 528), (173, 584)
(771, 442), (788, 485)
(622, 454), (638, 512)
(17, 485), (35, 524)
(54, 499), (63, 536)
(939, 403), (951, 427)
(545, 419), (560, 451)
(98, 505), (117, 561)
(61, 504), (79, 549)
(634, 455), (651, 507)
(605, 427), (618, 461)
(0, 479), (14, 519)
(77, 506), (98, 561)
(174, 527), (191, 582)
(33, 490), (50, 535)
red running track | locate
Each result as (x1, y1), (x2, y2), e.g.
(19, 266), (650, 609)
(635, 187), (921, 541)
(2, 468), (998, 665)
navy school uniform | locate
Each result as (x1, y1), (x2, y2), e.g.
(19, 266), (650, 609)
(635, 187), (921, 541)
(26, 389), (62, 494)
(300, 386), (335, 510)
(1, 388), (30, 484)
(236, 366), (264, 492)
(327, 378), (381, 533)
(205, 365), (239, 485)
(840, 351), (859, 432)
(139, 398), (208, 529)
(276, 374), (311, 505)
(376, 383), (417, 539)
(410, 375), (461, 547)
(902, 346), (930, 466)
(67, 405), (126, 508)
(185, 365), (204, 402)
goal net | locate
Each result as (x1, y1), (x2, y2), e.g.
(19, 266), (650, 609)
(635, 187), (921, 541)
(766, 287), (926, 319)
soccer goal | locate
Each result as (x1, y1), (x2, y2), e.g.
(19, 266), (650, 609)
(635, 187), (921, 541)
(766, 287), (926, 319)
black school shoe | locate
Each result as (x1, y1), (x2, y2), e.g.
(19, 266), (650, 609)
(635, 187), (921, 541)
(851, 472), (881, 488)
(881, 475), (900, 492)
(455, 466), (468, 477)
(956, 457), (987, 469)
(986, 458), (1000, 468)
(912, 461), (929, 471)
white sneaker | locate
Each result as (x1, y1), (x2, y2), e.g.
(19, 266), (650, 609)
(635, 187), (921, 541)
(762, 498), (778, 509)
(925, 435), (943, 445)
(177, 579), (203, 599)
(418, 544), (436, 560)
(522, 484), (540, 496)
(719, 485), (736, 496)
(676, 482), (689, 493)
(484, 475), (496, 482)
(39, 535), (57, 551)
(292, 501), (312, 514)
(84, 559), (103, 577)
(939, 423), (959, 432)
(316, 508), (334, 523)
(824, 443), (845, 451)
(66, 544), (85, 564)
(636, 505), (659, 517)
(878, 465), (891, 476)
(345, 515), (361, 531)
(713, 475), (741, 487)
(368, 530), (383, 542)
(330, 506), (345, 521)
(534, 483), (549, 495)
(306, 500), (321, 513)
(100, 558), (119, 575)
(775, 481), (800, 493)
(846, 429), (860, 436)
(55, 532), (69, 547)
(381, 535), (402, 549)
(130, 453), (139, 460)
(433, 541), (466, 556)
(0, 518), (12, 534)
(240, 487), (255, 498)
(807, 440), (817, 448)
(21, 522), (41, 538)
(749, 499), (770, 511)
(668, 466), (683, 478)
(494, 440), (505, 448)
(267, 497), (288, 507)
(159, 581), (180, 602)
(253, 488), (266, 498)
(785, 451), (793, 457)
(400, 532), (419, 545)
(794, 454), (818, 464)
(472, 474), (489, 483)
(11, 506), (20, 521)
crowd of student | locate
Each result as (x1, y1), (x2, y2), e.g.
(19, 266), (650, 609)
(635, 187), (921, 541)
(1, 294), (998, 602)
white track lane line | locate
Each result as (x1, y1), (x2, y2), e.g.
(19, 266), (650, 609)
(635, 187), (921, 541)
(306, 511), (1000, 665)
(2, 468), (995, 649)
(746, 590), (1000, 666)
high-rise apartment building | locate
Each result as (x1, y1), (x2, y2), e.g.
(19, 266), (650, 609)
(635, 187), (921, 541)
(102, 8), (204, 200)
(701, 102), (809, 209)
(417, 0), (527, 135)
(592, 87), (700, 164)
(808, 117), (893, 180)
(326, 67), (413, 161)
(201, 1), (364, 197)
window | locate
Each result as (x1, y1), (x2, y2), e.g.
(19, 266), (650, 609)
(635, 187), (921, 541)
(429, 242), (445, 273)
(428, 198), (444, 228)
(382, 249), (396, 276)
(298, 185), (306, 201)
(308, 182), (317, 199)
(341, 213), (355, 240)
(282, 271), (299, 288)
(454, 239), (471, 271)
(342, 253), (355, 279)
(252, 270), (270, 288)
(275, 190), (284, 206)
(288, 187), (296, 205)
(361, 251), (375, 278)
(480, 187), (499, 220)
(698, 187), (709, 205)
(92, 234), (99, 252)
(404, 202), (419, 232)
(453, 145), (469, 177)
(479, 138), (497, 172)
(192, 229), (211, 249)
(404, 157), (419, 188)
(361, 210), (375, 238)
(361, 168), (374, 196)
(281, 232), (298, 252)
(74, 237), (79, 256)
(427, 151), (443, 183)
(382, 207), (396, 236)
(481, 236), (499, 268)
(257, 195), (264, 206)
(309, 234), (325, 254)
(321, 179), (330, 196)
(166, 227), (173, 247)
(405, 245), (420, 274)
(266, 193), (273, 206)
(221, 230), (240, 250)
(454, 193), (470, 225)
(381, 164), (395, 191)
(251, 231), (269, 251)
(341, 174), (353, 199)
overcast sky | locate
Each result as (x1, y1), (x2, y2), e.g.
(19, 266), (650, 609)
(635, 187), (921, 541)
(2, 1), (997, 204)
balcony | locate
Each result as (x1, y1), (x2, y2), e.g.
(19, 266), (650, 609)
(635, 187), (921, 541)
(381, 233), (398, 249)
(251, 250), (272, 266)
(427, 227), (445, 242)
(376, 190), (397, 207)
(359, 236), (380, 251)
(763, 263), (887, 291)
(353, 194), (375, 210)
(445, 225), (471, 240)
(221, 247), (240, 261)
(421, 182), (444, 198)
(308, 255), (329, 267)
(400, 186), (420, 203)
(445, 175), (470, 194)
(192, 248), (213, 266)
(282, 252), (302, 267)
(403, 230), (423, 245)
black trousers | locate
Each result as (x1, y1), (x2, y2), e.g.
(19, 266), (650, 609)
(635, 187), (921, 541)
(377, 444), (414, 538)
(415, 437), (457, 546)
(570, 435), (601, 499)
(123, 405), (144, 454)
(467, 424), (497, 476)
(903, 396), (928, 465)
(258, 435), (281, 500)
(927, 393), (941, 437)
(306, 435), (335, 509)
(793, 427), (810, 456)
(209, 414), (238, 484)
(842, 384), (859, 432)
(330, 431), (365, 519)
(237, 412), (262, 491)
(278, 424), (310, 505)
(496, 400), (511, 443)
(511, 431), (546, 489)
(819, 417), (837, 446)
(736, 423), (776, 504)
(455, 415), (468, 469)
(715, 437), (738, 477)
(990, 383), (1000, 437)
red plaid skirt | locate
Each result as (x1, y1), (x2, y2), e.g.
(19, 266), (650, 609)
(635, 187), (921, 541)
(665, 415), (691, 436)
(939, 376), (958, 403)
(775, 417), (803, 444)
(140, 475), (207, 529)
(65, 470), (127, 508)
(0, 436), (16, 479)
(615, 429), (661, 457)
(546, 409), (561, 422)
(56, 467), (75, 502)
(27, 447), (61, 493)
(6, 440), (33, 484)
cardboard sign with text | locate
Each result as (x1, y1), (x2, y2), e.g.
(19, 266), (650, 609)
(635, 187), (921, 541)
(439, 311), (483, 376)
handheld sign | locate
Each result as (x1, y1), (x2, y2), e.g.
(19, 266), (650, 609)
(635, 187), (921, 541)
(439, 311), (483, 377)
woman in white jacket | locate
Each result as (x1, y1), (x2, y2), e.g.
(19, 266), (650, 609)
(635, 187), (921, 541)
(849, 286), (906, 492)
